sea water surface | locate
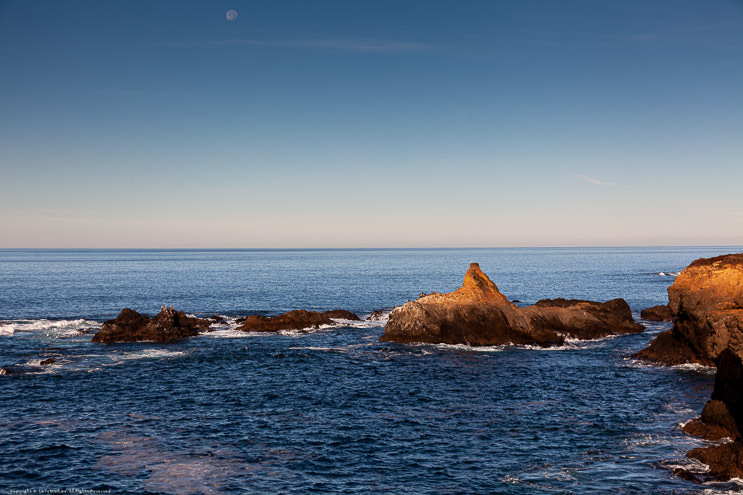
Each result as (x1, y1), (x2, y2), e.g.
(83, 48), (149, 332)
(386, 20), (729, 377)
(1, 247), (742, 494)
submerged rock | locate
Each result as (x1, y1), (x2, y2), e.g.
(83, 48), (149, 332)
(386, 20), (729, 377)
(237, 309), (360, 332)
(92, 307), (211, 343)
(640, 304), (672, 322)
(381, 263), (643, 346)
(635, 253), (743, 366)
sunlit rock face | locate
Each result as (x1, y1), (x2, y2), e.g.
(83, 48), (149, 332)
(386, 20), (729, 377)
(632, 253), (743, 483)
(636, 254), (743, 366)
(381, 263), (643, 347)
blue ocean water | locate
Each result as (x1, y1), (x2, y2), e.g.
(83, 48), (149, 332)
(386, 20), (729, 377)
(1, 247), (741, 494)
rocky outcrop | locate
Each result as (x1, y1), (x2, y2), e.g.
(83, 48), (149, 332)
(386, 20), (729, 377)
(640, 305), (672, 321)
(381, 263), (643, 346)
(367, 309), (392, 321)
(322, 309), (361, 321)
(92, 307), (211, 343)
(677, 349), (743, 482)
(635, 254), (743, 366)
(237, 309), (360, 332)
(683, 349), (743, 441)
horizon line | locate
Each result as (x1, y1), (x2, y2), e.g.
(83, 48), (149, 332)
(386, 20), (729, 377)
(1, 245), (741, 251)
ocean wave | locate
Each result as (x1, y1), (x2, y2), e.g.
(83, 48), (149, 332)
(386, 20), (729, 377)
(415, 340), (606, 353)
(622, 358), (715, 374)
(655, 271), (681, 277)
(0, 318), (101, 337)
(332, 318), (385, 329)
(670, 362), (716, 373)
(118, 349), (187, 361)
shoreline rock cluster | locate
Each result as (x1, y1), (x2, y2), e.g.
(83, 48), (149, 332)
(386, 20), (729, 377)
(46, 254), (743, 485)
(92, 307), (362, 344)
(633, 253), (743, 483)
(381, 263), (643, 346)
(635, 254), (743, 367)
(92, 307), (212, 343)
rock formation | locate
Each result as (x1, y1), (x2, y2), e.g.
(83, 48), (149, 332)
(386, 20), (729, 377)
(237, 309), (360, 332)
(635, 254), (743, 367)
(92, 307), (211, 343)
(676, 349), (743, 482)
(322, 309), (361, 321)
(640, 304), (672, 322)
(634, 254), (743, 482)
(366, 308), (392, 321)
(381, 263), (643, 346)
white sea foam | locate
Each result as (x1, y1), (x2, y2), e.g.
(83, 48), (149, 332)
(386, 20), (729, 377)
(623, 357), (715, 374)
(333, 318), (386, 329)
(0, 319), (101, 338)
(363, 309), (392, 322)
(118, 349), (186, 361)
(656, 271), (681, 277)
(659, 457), (710, 473)
(671, 362), (716, 373)
(424, 343), (507, 353)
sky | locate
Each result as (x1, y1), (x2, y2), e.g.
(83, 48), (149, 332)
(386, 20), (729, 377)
(0, 0), (742, 248)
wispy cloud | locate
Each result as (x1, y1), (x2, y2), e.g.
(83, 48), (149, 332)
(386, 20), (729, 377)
(573, 174), (618, 187)
(157, 38), (427, 53)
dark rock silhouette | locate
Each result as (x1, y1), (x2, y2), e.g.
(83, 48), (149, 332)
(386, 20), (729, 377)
(237, 309), (360, 332)
(640, 305), (672, 321)
(679, 350), (743, 482)
(92, 307), (211, 343)
(322, 309), (361, 321)
(381, 263), (643, 346)
(39, 357), (55, 366)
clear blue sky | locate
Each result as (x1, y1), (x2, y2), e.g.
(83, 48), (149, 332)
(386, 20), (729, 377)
(1, 0), (741, 248)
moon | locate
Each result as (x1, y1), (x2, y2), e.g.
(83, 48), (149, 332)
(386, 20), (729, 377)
(225, 9), (238, 21)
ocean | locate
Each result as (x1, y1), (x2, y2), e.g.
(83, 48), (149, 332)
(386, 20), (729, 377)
(1, 247), (741, 494)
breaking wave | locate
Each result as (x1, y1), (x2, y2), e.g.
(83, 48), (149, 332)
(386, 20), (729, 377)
(0, 318), (101, 337)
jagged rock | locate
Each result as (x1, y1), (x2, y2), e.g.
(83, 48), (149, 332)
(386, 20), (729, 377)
(683, 400), (738, 441)
(237, 309), (358, 332)
(322, 310), (361, 321)
(640, 304), (672, 321)
(529, 297), (643, 340)
(381, 263), (643, 346)
(634, 331), (709, 366)
(39, 357), (55, 366)
(635, 253), (743, 366)
(686, 441), (743, 482)
(92, 307), (211, 343)
(680, 350), (743, 482)
(367, 309), (392, 321)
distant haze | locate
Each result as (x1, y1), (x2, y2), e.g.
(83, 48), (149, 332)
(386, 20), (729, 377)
(0, 1), (741, 248)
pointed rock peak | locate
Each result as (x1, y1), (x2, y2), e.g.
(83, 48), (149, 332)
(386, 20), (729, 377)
(459, 263), (506, 301)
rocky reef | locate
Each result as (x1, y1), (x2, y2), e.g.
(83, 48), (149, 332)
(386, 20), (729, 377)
(381, 263), (643, 346)
(635, 254), (743, 367)
(237, 309), (360, 332)
(640, 305), (672, 322)
(92, 307), (211, 343)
